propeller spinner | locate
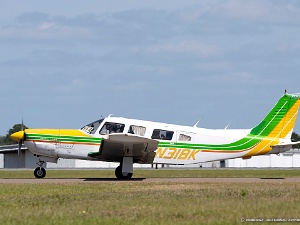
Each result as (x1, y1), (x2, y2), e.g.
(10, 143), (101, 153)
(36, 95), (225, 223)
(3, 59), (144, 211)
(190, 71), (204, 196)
(10, 130), (25, 142)
(10, 119), (26, 158)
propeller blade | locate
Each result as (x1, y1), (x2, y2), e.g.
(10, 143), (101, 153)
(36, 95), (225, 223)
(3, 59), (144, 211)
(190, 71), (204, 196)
(18, 139), (22, 157)
(10, 118), (26, 168)
(21, 117), (24, 131)
(18, 139), (23, 167)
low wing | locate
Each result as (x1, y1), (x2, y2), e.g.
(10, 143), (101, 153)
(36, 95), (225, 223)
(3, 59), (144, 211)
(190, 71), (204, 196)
(88, 133), (159, 164)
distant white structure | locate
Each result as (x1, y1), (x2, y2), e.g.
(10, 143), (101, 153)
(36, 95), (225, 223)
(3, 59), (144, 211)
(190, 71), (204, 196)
(0, 154), (3, 168)
(227, 149), (300, 168)
(0, 145), (300, 169)
(49, 149), (300, 168)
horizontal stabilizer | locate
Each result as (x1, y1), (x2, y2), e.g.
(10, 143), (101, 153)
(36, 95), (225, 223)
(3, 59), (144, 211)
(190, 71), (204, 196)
(269, 141), (300, 154)
(271, 141), (300, 148)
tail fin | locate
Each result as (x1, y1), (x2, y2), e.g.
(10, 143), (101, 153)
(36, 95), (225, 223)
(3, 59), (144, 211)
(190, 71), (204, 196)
(250, 93), (300, 140)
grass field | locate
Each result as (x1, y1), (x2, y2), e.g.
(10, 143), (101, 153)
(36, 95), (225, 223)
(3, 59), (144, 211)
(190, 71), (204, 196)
(1, 168), (300, 179)
(0, 169), (300, 225)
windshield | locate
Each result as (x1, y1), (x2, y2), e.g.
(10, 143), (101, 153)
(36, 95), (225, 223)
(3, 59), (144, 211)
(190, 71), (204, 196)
(80, 119), (104, 134)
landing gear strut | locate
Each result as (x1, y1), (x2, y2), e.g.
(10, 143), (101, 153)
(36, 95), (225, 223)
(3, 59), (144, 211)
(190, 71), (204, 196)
(34, 160), (46, 178)
(115, 165), (133, 179)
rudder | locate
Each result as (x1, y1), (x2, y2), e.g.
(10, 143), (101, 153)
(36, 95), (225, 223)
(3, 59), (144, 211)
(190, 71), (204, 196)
(250, 93), (300, 139)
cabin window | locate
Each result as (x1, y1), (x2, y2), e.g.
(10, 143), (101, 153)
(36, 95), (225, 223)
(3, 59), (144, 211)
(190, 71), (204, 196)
(178, 134), (191, 141)
(81, 119), (104, 134)
(99, 122), (125, 135)
(128, 125), (146, 136)
(151, 129), (174, 140)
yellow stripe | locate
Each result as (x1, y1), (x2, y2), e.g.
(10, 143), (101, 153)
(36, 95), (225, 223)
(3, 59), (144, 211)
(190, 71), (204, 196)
(243, 99), (300, 157)
(245, 138), (279, 157)
(33, 140), (100, 146)
(25, 129), (89, 137)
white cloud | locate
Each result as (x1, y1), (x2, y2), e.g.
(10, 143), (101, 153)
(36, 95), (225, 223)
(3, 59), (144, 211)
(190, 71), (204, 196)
(38, 22), (55, 30)
(204, 0), (300, 25)
(203, 72), (261, 85)
(169, 0), (300, 40)
(0, 24), (93, 40)
(1, 1), (300, 135)
(54, 78), (86, 93)
(112, 81), (147, 91)
(145, 41), (221, 57)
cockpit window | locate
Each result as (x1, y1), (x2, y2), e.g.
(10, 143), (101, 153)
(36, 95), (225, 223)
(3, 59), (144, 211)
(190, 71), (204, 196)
(151, 129), (174, 140)
(99, 122), (125, 135)
(81, 119), (104, 134)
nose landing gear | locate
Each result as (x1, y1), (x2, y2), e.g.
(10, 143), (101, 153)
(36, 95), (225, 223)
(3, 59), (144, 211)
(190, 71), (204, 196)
(34, 160), (46, 178)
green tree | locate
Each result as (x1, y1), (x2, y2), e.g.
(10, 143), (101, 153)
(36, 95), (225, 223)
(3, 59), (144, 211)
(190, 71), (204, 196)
(292, 132), (300, 149)
(0, 136), (4, 145)
(0, 124), (28, 146)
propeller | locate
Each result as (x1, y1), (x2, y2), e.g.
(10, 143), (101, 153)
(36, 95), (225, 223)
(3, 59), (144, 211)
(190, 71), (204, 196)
(10, 119), (26, 167)
(18, 118), (24, 157)
(18, 139), (23, 167)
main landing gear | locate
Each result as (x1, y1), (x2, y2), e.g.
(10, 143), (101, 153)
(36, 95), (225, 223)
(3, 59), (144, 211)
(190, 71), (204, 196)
(34, 160), (46, 178)
(115, 165), (133, 179)
(115, 157), (134, 179)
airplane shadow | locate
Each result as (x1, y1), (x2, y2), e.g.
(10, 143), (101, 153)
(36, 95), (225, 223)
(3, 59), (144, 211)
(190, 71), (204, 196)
(83, 178), (146, 182)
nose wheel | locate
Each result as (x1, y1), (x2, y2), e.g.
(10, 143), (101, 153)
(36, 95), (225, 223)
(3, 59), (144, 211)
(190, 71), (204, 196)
(34, 160), (46, 178)
(34, 167), (46, 178)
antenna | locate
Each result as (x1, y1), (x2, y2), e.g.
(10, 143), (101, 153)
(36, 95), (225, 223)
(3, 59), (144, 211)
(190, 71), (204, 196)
(193, 120), (200, 128)
(224, 121), (232, 130)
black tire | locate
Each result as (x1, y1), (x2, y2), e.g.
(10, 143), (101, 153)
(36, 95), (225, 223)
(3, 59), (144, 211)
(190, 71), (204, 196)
(34, 167), (46, 178)
(115, 166), (133, 179)
(124, 172), (133, 179)
(115, 165), (122, 179)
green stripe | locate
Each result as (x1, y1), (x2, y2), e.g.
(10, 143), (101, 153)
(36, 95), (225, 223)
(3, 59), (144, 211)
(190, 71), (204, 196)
(25, 94), (300, 152)
(250, 94), (297, 136)
(157, 136), (258, 151)
(26, 133), (101, 144)
(157, 94), (299, 151)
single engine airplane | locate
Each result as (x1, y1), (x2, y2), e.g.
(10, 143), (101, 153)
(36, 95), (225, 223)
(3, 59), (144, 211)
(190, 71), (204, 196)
(10, 93), (300, 179)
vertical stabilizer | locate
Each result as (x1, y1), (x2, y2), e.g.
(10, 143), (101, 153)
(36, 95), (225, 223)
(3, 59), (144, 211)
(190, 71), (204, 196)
(250, 93), (300, 140)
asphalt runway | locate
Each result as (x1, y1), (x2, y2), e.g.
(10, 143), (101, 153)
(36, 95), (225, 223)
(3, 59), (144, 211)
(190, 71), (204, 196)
(1, 177), (300, 184)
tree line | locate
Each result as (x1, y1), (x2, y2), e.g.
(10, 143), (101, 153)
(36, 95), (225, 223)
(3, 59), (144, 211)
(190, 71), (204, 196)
(291, 132), (300, 149)
(0, 124), (28, 145)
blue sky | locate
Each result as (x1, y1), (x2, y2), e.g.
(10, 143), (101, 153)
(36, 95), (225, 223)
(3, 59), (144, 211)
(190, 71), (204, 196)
(1, 0), (300, 135)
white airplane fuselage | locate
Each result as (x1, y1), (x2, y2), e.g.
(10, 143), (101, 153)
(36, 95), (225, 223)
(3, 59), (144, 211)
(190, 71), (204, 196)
(10, 93), (300, 178)
(22, 116), (286, 165)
